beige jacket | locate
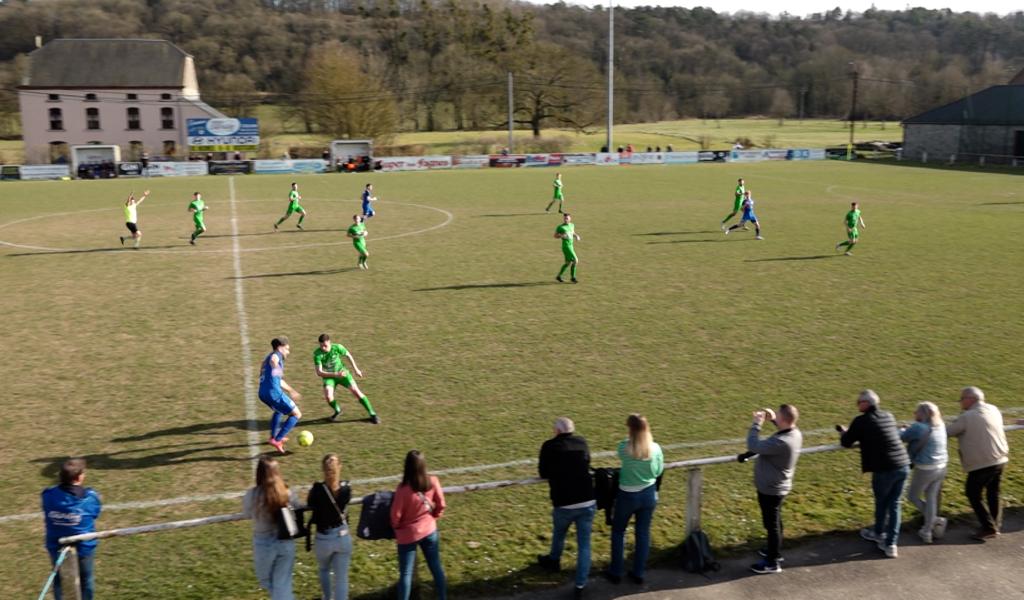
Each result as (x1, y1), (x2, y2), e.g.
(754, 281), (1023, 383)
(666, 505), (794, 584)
(947, 402), (1009, 473)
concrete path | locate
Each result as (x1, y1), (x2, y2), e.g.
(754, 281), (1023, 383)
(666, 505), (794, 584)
(497, 513), (1024, 600)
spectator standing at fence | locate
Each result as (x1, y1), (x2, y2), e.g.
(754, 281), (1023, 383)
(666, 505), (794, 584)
(243, 456), (300, 600)
(746, 404), (802, 574)
(900, 401), (948, 543)
(306, 453), (353, 600)
(42, 458), (102, 600)
(537, 417), (596, 599)
(605, 414), (664, 585)
(391, 450), (447, 600)
(838, 390), (910, 558)
(947, 386), (1009, 541)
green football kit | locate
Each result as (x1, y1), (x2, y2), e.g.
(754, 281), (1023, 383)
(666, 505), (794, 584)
(555, 222), (578, 281)
(846, 208), (861, 240)
(722, 183), (745, 225)
(546, 177), (565, 212)
(189, 198), (206, 243)
(348, 222), (368, 268)
(313, 342), (376, 417)
(275, 189), (305, 228)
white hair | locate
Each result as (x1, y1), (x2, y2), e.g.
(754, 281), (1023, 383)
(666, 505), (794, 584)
(961, 386), (985, 403)
(553, 417), (575, 434)
(859, 389), (880, 407)
(915, 401), (943, 427)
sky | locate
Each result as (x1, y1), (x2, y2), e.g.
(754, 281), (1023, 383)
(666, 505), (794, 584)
(534, 0), (1021, 17)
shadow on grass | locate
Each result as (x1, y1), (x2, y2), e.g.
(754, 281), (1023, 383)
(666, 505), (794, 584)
(634, 230), (718, 236)
(33, 442), (255, 476)
(414, 281), (560, 291)
(851, 158), (1024, 176)
(976, 201), (1024, 206)
(746, 255), (840, 262)
(197, 228), (338, 239)
(648, 238), (754, 245)
(5, 245), (181, 256)
(475, 213), (553, 218)
(230, 267), (360, 279)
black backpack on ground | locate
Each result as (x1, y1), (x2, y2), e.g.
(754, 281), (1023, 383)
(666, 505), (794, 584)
(681, 529), (720, 576)
(356, 491), (395, 540)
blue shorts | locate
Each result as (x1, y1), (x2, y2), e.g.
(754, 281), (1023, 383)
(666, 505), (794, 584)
(259, 390), (296, 414)
(741, 212), (757, 223)
(362, 203), (375, 217)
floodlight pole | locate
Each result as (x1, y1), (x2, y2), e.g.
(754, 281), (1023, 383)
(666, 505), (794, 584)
(606, 1), (614, 153)
(507, 71), (514, 153)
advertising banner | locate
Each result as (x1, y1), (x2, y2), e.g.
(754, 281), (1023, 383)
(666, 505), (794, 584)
(251, 159), (327, 175)
(117, 162), (143, 177)
(808, 149), (826, 160)
(145, 162), (209, 177)
(698, 151), (729, 162)
(209, 160), (254, 175)
(594, 152), (621, 166)
(524, 153), (563, 167)
(786, 149), (826, 160)
(453, 155), (489, 169)
(0, 165), (19, 180)
(379, 156), (453, 172)
(629, 152), (665, 165)
(729, 150), (765, 162)
(763, 149), (789, 161)
(20, 165), (71, 180)
(663, 152), (700, 164)
(561, 153), (596, 165)
(187, 118), (260, 151)
(488, 154), (526, 168)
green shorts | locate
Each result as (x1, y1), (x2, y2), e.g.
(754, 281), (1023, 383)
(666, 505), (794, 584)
(193, 216), (205, 228)
(286, 202), (304, 215)
(323, 373), (355, 389)
(353, 240), (367, 255)
(553, 190), (564, 200)
(849, 228), (859, 241)
(732, 199), (743, 212)
(562, 245), (577, 262)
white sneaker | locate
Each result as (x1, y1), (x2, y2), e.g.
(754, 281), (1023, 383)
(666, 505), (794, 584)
(933, 517), (948, 540)
(918, 528), (933, 544)
(721, 223), (727, 232)
(860, 528), (881, 543)
(883, 544), (898, 558)
(724, 228), (730, 235)
(755, 235), (764, 240)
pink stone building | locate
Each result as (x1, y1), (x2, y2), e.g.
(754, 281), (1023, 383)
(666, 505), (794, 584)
(18, 39), (225, 164)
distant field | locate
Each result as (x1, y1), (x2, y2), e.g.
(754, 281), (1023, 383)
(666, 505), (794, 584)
(0, 161), (1020, 599)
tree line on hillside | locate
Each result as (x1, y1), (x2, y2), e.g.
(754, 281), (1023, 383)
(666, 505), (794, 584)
(0, 0), (1021, 141)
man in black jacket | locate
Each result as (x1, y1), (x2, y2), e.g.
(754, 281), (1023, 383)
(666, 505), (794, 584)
(538, 417), (595, 599)
(839, 389), (910, 558)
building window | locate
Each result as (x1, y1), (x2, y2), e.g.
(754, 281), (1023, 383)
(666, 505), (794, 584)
(85, 93), (98, 101)
(126, 93), (138, 100)
(129, 141), (144, 161)
(160, 93), (172, 101)
(163, 140), (177, 156)
(47, 94), (60, 102)
(49, 141), (69, 164)
(127, 107), (141, 130)
(161, 107), (174, 129)
(48, 108), (63, 130)
(86, 107), (101, 130)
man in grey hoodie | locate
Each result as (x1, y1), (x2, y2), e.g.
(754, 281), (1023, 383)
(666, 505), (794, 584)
(746, 404), (802, 574)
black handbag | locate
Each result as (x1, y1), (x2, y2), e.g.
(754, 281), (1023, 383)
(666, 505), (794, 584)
(276, 506), (309, 540)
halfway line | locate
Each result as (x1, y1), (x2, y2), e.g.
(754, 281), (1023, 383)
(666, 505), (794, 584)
(229, 176), (262, 463)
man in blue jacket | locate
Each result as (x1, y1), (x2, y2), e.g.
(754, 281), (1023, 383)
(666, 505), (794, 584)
(42, 458), (102, 600)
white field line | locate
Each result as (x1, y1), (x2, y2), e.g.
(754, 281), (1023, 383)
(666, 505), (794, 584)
(0, 426), (843, 524)
(229, 176), (262, 463)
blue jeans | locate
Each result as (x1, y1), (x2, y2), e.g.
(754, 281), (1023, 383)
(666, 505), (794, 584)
(871, 465), (910, 545)
(546, 504), (596, 588)
(48, 549), (95, 600)
(396, 529), (447, 600)
(315, 528), (353, 600)
(252, 534), (296, 600)
(610, 485), (658, 578)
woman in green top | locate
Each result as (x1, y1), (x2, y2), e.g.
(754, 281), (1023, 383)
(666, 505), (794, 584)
(606, 414), (664, 585)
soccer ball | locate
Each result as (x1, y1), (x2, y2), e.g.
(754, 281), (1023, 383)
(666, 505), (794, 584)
(297, 430), (315, 447)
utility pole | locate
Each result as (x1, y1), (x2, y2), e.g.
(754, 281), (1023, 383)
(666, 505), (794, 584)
(507, 71), (514, 153)
(606, 1), (614, 153)
(848, 63), (859, 160)
(798, 87), (806, 123)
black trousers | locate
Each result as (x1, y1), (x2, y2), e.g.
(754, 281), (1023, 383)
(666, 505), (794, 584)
(758, 492), (785, 562)
(965, 463), (1004, 531)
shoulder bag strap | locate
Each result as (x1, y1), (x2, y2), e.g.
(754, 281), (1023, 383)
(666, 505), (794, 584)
(321, 482), (348, 525)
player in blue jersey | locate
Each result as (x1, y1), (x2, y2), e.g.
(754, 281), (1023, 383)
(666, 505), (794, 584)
(361, 183), (376, 218)
(725, 190), (763, 239)
(258, 336), (303, 454)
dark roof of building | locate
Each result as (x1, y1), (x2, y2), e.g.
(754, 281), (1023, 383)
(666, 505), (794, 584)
(23, 39), (188, 88)
(903, 85), (1024, 126)
(1010, 67), (1024, 86)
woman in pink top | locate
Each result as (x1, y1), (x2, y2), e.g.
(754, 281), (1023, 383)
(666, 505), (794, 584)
(390, 450), (447, 600)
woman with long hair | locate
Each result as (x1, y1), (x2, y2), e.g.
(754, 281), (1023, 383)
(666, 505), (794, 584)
(243, 456), (299, 600)
(901, 401), (949, 543)
(606, 414), (664, 585)
(306, 453), (353, 599)
(390, 450), (447, 600)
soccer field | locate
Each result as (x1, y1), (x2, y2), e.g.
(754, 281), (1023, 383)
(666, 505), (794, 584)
(1, 162), (1022, 599)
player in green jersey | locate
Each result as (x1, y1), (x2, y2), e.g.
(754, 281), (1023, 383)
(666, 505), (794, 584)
(119, 189), (149, 249)
(554, 213), (581, 283)
(313, 333), (379, 424)
(188, 192), (207, 245)
(721, 178), (747, 230)
(347, 214), (369, 269)
(546, 172), (565, 213)
(274, 182), (307, 230)
(835, 201), (866, 255)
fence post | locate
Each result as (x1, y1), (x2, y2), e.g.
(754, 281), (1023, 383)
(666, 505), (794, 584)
(58, 546), (82, 600)
(979, 155), (985, 167)
(685, 468), (703, 535)
(921, 151), (928, 163)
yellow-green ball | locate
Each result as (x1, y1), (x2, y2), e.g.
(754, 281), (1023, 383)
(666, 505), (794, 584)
(297, 430), (314, 447)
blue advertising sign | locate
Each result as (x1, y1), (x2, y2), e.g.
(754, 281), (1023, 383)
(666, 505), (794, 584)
(187, 118), (260, 151)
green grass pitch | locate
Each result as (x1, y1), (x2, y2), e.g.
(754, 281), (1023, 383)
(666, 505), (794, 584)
(1, 161), (1022, 599)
